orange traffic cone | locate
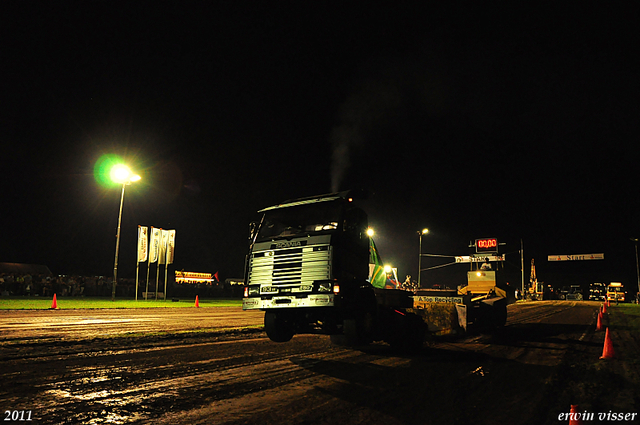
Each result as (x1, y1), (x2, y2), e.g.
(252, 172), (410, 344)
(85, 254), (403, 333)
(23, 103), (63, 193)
(596, 310), (603, 331)
(50, 293), (59, 309)
(195, 295), (200, 308)
(600, 327), (615, 359)
(602, 303), (607, 314)
(569, 405), (583, 425)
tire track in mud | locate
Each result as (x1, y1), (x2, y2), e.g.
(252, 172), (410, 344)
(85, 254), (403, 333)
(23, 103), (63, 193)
(0, 309), (265, 343)
(2, 303), (606, 424)
(2, 332), (361, 424)
(506, 301), (579, 325)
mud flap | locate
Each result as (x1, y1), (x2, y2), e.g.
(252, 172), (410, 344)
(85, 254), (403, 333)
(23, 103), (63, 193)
(476, 297), (508, 330)
(455, 303), (468, 332)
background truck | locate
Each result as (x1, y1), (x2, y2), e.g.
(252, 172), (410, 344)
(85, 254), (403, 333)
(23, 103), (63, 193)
(589, 282), (606, 301)
(242, 190), (425, 349)
(606, 282), (626, 303)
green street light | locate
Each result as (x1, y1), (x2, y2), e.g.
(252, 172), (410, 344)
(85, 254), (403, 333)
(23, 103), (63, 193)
(111, 164), (141, 301)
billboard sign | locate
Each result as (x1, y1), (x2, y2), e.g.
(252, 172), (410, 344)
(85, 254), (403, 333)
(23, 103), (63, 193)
(548, 253), (604, 261)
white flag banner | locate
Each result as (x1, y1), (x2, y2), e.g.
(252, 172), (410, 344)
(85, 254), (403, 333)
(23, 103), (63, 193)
(137, 226), (148, 263)
(159, 229), (169, 265)
(149, 227), (161, 264)
(166, 230), (176, 265)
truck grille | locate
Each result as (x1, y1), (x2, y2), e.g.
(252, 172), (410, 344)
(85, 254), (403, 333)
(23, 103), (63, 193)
(249, 245), (331, 286)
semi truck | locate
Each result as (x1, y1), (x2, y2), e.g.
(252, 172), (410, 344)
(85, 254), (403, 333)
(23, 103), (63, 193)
(606, 282), (625, 303)
(242, 190), (424, 349)
(589, 283), (606, 301)
(242, 191), (514, 347)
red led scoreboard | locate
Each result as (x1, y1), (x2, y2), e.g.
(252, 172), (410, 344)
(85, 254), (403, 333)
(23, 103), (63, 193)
(475, 238), (498, 253)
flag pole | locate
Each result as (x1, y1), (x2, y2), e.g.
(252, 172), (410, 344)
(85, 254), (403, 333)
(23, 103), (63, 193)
(164, 264), (168, 301)
(135, 225), (140, 301)
(155, 262), (160, 301)
(165, 230), (175, 302)
(145, 256), (151, 300)
(145, 228), (151, 300)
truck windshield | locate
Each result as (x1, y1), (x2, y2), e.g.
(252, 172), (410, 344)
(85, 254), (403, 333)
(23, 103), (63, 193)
(257, 201), (344, 241)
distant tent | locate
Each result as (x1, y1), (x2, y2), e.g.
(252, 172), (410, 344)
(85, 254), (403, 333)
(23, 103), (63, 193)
(0, 263), (52, 276)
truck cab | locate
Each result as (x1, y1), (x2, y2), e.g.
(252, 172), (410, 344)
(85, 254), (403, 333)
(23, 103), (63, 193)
(589, 283), (606, 301)
(606, 282), (625, 303)
(242, 191), (374, 342)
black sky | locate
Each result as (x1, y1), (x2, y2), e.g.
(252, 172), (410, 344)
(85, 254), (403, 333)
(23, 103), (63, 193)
(3, 2), (640, 293)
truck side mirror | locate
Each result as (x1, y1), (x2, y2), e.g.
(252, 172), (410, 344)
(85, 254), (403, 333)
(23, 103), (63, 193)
(344, 207), (367, 238)
(249, 222), (258, 240)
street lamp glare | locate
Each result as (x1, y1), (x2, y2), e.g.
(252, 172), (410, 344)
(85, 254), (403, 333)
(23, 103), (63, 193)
(422, 228), (429, 235)
(130, 174), (141, 182)
(110, 164), (132, 184)
(366, 228), (374, 237)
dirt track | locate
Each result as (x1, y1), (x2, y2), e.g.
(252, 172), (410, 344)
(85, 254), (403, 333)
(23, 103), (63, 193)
(1, 302), (638, 424)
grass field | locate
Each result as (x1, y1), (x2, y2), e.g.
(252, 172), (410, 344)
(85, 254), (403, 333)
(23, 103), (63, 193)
(0, 296), (242, 310)
(607, 303), (640, 364)
(610, 303), (640, 331)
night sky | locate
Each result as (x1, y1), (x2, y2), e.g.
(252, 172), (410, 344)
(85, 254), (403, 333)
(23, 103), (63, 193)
(3, 2), (640, 294)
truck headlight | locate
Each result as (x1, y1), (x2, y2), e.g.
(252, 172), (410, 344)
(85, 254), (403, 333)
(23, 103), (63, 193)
(247, 285), (260, 296)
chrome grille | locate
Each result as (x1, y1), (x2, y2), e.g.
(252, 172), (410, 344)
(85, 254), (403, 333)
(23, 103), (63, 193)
(249, 245), (331, 286)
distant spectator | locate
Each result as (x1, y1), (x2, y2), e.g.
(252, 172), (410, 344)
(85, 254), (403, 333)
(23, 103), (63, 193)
(481, 258), (492, 270)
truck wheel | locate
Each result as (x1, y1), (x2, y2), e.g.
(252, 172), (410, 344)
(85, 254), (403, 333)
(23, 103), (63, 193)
(264, 311), (294, 342)
(388, 313), (425, 352)
(343, 313), (374, 346)
(494, 304), (507, 328)
(329, 334), (348, 346)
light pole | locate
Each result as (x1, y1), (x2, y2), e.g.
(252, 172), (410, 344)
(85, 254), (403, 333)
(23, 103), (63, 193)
(418, 228), (429, 287)
(631, 238), (640, 301)
(111, 164), (141, 301)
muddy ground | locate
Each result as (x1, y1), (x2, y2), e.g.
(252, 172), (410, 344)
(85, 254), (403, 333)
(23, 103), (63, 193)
(0, 302), (638, 424)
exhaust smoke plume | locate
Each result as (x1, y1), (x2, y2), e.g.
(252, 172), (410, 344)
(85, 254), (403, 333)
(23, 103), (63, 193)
(329, 70), (403, 193)
(330, 125), (360, 193)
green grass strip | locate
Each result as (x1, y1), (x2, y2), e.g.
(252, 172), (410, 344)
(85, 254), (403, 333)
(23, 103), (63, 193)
(609, 303), (640, 331)
(0, 296), (242, 310)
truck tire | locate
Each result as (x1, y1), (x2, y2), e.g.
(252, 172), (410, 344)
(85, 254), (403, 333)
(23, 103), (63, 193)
(264, 311), (295, 342)
(493, 304), (507, 328)
(388, 313), (425, 352)
(329, 333), (348, 346)
(343, 314), (374, 346)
